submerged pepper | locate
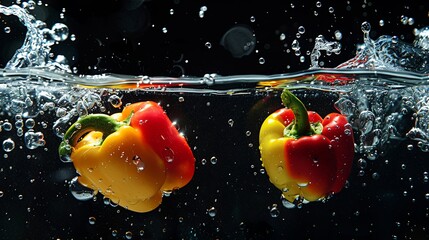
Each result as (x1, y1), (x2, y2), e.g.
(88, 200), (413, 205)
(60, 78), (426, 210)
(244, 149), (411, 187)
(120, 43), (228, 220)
(259, 89), (354, 204)
(59, 101), (195, 213)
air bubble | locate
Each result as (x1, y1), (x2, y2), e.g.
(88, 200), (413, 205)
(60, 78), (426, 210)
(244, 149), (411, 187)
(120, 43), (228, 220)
(4, 27), (11, 33)
(108, 95), (122, 108)
(291, 39), (300, 51)
(2, 138), (15, 152)
(334, 30), (343, 40)
(250, 16), (256, 22)
(228, 119), (234, 127)
(3, 122), (13, 131)
(51, 23), (69, 41)
(125, 231), (133, 239)
(361, 21), (371, 34)
(207, 207), (217, 217)
(205, 42), (212, 49)
(258, 57), (265, 64)
(298, 26), (305, 34)
(210, 156), (218, 164)
(88, 216), (96, 225)
(270, 204), (280, 217)
(24, 131), (45, 149)
(25, 118), (35, 129)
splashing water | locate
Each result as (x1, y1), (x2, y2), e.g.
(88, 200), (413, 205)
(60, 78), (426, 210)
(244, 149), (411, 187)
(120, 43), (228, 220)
(1, 4), (429, 157)
(0, 3), (69, 70)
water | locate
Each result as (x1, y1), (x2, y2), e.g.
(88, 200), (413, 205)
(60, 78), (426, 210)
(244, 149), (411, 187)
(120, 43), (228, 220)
(1, 1), (429, 239)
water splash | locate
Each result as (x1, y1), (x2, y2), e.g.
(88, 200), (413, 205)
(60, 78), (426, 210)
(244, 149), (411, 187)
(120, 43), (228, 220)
(1, 3), (429, 158)
(0, 3), (70, 71)
(337, 22), (429, 74)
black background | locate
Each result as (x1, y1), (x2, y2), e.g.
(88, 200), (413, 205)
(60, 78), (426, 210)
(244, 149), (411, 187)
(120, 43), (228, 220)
(0, 0), (428, 76)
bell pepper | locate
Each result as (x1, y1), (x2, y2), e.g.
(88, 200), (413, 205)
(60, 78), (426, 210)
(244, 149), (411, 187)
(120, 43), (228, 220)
(259, 89), (354, 204)
(58, 101), (195, 213)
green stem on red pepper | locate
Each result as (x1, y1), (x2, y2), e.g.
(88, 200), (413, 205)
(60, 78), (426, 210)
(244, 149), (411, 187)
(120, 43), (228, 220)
(281, 89), (322, 138)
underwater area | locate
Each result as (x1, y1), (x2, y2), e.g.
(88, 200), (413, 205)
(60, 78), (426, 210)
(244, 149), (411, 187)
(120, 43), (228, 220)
(0, 0), (429, 239)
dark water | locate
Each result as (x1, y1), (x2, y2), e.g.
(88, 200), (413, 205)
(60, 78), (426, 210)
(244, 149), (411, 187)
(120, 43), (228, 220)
(0, 86), (428, 239)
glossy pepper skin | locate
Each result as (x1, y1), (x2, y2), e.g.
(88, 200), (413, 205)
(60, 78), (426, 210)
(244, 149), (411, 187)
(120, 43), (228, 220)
(259, 89), (354, 204)
(58, 101), (195, 213)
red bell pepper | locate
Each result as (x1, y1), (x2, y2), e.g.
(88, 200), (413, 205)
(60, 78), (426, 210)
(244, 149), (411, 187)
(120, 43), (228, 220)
(259, 89), (354, 204)
(58, 101), (195, 212)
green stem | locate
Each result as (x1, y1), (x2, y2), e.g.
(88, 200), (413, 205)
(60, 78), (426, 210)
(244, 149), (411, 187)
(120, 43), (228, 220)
(58, 114), (124, 158)
(281, 89), (312, 137)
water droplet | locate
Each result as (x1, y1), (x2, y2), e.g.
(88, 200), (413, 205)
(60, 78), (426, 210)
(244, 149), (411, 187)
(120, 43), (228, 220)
(25, 118), (35, 129)
(24, 131), (45, 149)
(112, 230), (118, 237)
(210, 156), (218, 164)
(250, 16), (256, 22)
(0, 191), (3, 197)
(2, 138), (15, 152)
(201, 158), (207, 165)
(372, 172), (380, 180)
(298, 26), (305, 34)
(220, 25), (256, 58)
(205, 42), (212, 49)
(344, 128), (352, 136)
(125, 231), (133, 239)
(270, 204), (280, 217)
(245, 131), (251, 136)
(199, 10), (205, 18)
(379, 20), (385, 26)
(334, 30), (343, 40)
(88, 216), (96, 225)
(328, 7), (335, 13)
(162, 27), (168, 33)
(51, 23), (69, 41)
(169, 9), (174, 15)
(358, 158), (367, 169)
(291, 39), (300, 51)
(228, 119), (234, 127)
(407, 144), (414, 150)
(3, 122), (13, 131)
(281, 195), (295, 209)
(207, 207), (217, 217)
(316, 1), (322, 7)
(178, 96), (185, 102)
(258, 57), (265, 64)
(108, 95), (122, 108)
(279, 33), (286, 41)
(4, 27), (11, 33)
(361, 21), (371, 33)
(163, 147), (175, 163)
(69, 176), (95, 201)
